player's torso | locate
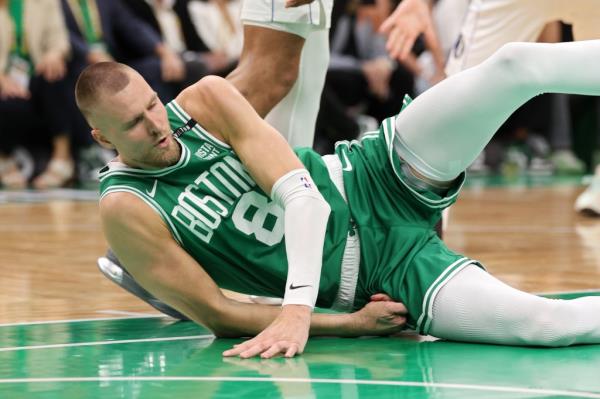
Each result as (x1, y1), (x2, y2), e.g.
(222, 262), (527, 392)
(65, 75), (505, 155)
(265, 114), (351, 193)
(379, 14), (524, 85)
(99, 100), (350, 307)
(333, 96), (452, 308)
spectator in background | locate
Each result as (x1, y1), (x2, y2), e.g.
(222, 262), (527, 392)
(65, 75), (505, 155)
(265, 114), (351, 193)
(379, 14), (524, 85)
(61, 0), (189, 183)
(187, 0), (243, 67)
(61, 0), (184, 102)
(314, 0), (415, 153)
(121, 0), (237, 90)
(0, 0), (75, 189)
(540, 22), (585, 175)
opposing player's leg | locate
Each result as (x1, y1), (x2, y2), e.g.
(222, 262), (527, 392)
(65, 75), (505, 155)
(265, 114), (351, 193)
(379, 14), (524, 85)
(226, 24), (304, 119)
(429, 265), (600, 346)
(395, 40), (600, 185)
(265, 28), (329, 147)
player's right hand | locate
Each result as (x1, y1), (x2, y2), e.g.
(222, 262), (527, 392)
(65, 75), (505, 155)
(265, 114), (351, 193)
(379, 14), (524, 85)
(223, 304), (311, 359)
(350, 298), (407, 336)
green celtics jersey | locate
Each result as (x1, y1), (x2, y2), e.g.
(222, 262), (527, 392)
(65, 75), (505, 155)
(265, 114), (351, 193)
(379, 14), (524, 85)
(99, 100), (351, 308)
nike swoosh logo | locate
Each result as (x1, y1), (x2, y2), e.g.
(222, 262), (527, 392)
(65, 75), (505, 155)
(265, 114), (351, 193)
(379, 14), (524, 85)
(341, 149), (353, 172)
(146, 179), (158, 197)
(289, 283), (312, 290)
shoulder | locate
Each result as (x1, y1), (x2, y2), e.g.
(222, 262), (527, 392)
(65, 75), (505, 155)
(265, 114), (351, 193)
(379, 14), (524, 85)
(175, 76), (236, 139)
(100, 191), (143, 220)
(176, 75), (232, 108)
(100, 191), (174, 249)
(100, 191), (160, 227)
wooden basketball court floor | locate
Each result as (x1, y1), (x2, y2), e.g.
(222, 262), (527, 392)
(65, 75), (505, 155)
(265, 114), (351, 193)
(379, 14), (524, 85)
(2, 177), (600, 399)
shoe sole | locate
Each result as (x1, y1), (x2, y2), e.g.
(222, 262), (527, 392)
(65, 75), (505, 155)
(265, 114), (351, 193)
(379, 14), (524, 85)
(97, 255), (190, 321)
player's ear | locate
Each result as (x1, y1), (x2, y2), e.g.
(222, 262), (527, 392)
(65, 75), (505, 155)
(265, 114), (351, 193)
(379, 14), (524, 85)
(91, 128), (116, 150)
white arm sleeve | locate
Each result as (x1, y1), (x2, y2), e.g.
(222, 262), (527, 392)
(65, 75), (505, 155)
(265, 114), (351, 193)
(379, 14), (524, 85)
(271, 169), (331, 308)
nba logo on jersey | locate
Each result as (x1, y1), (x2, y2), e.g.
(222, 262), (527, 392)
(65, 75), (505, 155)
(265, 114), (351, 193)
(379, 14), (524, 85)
(300, 176), (312, 188)
(195, 143), (220, 160)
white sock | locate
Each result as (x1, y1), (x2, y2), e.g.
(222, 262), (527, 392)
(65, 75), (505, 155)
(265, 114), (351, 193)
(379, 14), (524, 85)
(430, 265), (600, 347)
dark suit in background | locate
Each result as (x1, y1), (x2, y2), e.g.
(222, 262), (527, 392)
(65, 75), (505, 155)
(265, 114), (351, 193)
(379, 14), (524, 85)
(120, 0), (236, 87)
(61, 0), (171, 99)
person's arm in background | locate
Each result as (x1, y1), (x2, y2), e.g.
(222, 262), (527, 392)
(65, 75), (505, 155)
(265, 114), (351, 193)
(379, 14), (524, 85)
(60, 0), (113, 65)
(282, 0), (443, 66)
(35, 0), (70, 82)
(379, 0), (444, 67)
(109, 0), (184, 81)
(355, 9), (395, 100)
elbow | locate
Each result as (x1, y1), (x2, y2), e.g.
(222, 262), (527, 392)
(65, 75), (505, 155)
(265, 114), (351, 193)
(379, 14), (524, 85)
(317, 196), (331, 218)
(205, 316), (245, 338)
(211, 326), (241, 339)
(197, 299), (246, 338)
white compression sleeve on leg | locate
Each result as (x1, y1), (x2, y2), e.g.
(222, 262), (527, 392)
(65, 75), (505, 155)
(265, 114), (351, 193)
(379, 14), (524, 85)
(393, 40), (600, 183)
(429, 265), (600, 346)
(266, 29), (330, 148)
(271, 169), (331, 308)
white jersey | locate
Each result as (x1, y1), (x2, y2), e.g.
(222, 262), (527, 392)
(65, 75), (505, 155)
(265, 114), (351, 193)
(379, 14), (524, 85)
(446, 0), (600, 75)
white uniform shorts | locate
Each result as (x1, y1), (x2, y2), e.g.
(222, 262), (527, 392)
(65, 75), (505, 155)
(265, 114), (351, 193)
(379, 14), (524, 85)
(446, 0), (600, 74)
(240, 0), (333, 38)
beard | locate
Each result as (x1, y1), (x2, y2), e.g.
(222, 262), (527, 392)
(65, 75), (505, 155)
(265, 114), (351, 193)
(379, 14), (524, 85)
(132, 137), (182, 170)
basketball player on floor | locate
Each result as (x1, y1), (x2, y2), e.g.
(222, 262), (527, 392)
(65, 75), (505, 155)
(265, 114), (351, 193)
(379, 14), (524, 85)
(97, 0), (445, 315)
(77, 38), (600, 358)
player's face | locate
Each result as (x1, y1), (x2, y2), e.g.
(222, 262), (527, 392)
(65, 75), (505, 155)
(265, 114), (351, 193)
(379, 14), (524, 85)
(94, 73), (180, 169)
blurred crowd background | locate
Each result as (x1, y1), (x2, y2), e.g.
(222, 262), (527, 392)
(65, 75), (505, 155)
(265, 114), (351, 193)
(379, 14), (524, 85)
(1, 0), (598, 190)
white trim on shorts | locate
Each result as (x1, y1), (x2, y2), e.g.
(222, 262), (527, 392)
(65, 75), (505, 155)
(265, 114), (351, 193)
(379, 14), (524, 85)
(322, 154), (360, 312)
(416, 258), (477, 335)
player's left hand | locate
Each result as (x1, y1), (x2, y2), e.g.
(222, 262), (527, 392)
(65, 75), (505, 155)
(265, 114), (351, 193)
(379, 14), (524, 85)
(285, 0), (315, 8)
(379, 0), (441, 62)
(223, 304), (311, 359)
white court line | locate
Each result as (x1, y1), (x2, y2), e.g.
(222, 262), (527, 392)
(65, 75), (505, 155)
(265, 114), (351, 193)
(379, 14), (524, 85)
(0, 314), (166, 328)
(536, 289), (600, 296)
(95, 310), (166, 317)
(451, 225), (575, 234)
(0, 376), (598, 398)
(0, 335), (214, 352)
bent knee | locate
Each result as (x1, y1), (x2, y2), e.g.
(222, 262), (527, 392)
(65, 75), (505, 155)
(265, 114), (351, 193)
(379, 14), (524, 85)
(235, 56), (299, 95)
(484, 42), (542, 88)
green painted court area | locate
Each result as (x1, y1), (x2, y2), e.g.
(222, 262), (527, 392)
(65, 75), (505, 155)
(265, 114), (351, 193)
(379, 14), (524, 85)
(2, 292), (600, 399)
